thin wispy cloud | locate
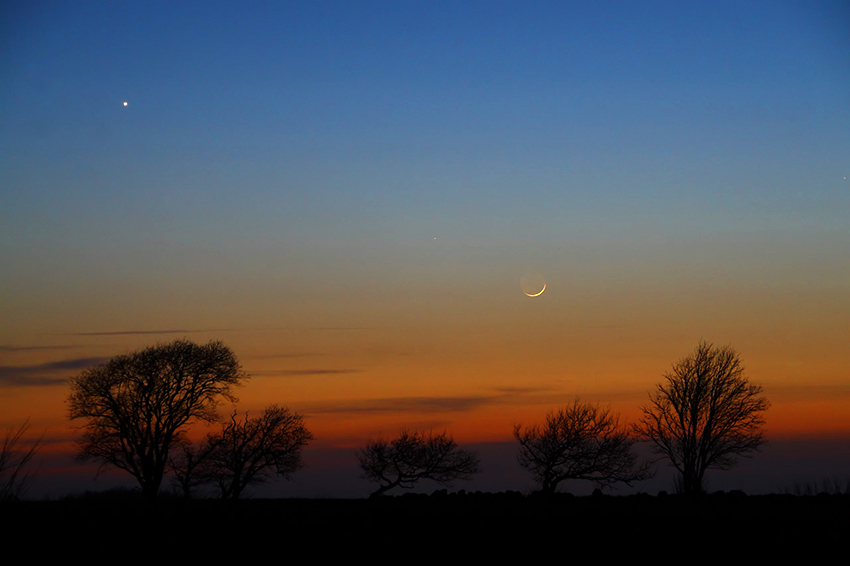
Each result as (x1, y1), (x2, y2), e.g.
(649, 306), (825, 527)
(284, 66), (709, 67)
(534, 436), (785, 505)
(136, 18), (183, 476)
(766, 384), (850, 399)
(492, 386), (553, 395)
(0, 357), (109, 387)
(525, 389), (652, 405)
(251, 368), (361, 377)
(65, 329), (232, 336)
(304, 387), (548, 416)
(0, 345), (82, 352)
(306, 395), (494, 415)
(264, 327), (375, 332)
(252, 353), (325, 359)
(62, 327), (368, 337)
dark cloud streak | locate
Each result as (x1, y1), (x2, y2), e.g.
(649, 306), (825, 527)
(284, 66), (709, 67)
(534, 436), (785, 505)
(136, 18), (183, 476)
(251, 368), (361, 377)
(306, 395), (494, 415)
(252, 353), (325, 359)
(305, 386), (548, 416)
(65, 329), (232, 336)
(0, 345), (82, 352)
(0, 357), (110, 387)
(767, 384), (850, 399)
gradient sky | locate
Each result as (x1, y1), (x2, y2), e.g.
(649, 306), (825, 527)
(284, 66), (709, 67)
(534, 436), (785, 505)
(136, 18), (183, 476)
(1, 1), (848, 497)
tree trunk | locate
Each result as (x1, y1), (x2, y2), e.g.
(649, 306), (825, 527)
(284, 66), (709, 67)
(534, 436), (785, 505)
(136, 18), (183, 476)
(369, 481), (399, 498)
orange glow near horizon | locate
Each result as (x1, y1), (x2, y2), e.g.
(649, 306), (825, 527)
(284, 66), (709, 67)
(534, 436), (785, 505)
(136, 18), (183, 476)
(8, 328), (845, 452)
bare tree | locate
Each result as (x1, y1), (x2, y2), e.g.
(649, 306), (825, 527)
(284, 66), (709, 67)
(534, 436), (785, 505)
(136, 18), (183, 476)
(357, 429), (481, 497)
(202, 405), (313, 499)
(514, 400), (650, 494)
(168, 436), (222, 499)
(634, 341), (770, 496)
(1, 419), (44, 501)
(67, 339), (248, 501)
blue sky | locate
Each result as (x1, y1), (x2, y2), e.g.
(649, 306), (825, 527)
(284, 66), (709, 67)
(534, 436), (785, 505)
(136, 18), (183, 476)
(4, 2), (848, 337)
(4, 1), (847, 254)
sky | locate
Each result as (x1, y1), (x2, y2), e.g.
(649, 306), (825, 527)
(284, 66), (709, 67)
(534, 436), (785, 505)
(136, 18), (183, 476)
(1, 1), (849, 498)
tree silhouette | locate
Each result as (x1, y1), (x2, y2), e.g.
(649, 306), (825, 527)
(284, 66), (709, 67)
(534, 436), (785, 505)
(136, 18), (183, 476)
(634, 341), (770, 496)
(1, 419), (43, 501)
(514, 400), (650, 494)
(168, 436), (222, 499)
(201, 405), (313, 499)
(67, 339), (247, 501)
(357, 429), (481, 497)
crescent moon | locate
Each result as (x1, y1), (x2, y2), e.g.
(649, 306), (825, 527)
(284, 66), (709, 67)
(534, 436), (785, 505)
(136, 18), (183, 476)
(524, 283), (546, 297)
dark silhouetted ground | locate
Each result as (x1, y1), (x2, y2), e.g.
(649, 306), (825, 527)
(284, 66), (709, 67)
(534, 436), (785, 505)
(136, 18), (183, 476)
(5, 490), (847, 553)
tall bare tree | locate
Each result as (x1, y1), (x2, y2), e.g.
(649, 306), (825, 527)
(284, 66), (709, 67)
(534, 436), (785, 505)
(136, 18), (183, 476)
(202, 405), (313, 499)
(514, 400), (650, 494)
(1, 419), (43, 501)
(358, 429), (480, 497)
(68, 339), (248, 501)
(634, 341), (769, 495)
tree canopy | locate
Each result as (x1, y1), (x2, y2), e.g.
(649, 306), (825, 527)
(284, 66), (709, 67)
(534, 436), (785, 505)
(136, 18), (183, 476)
(357, 429), (481, 497)
(514, 400), (650, 494)
(68, 339), (247, 500)
(202, 405), (313, 499)
(634, 341), (769, 495)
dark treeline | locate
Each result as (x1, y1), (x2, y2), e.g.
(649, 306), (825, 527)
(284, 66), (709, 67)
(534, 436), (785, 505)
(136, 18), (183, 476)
(3, 338), (833, 505)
